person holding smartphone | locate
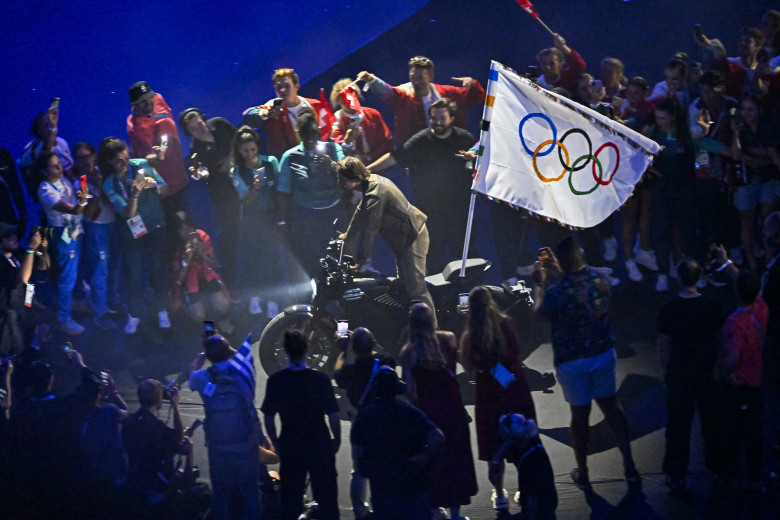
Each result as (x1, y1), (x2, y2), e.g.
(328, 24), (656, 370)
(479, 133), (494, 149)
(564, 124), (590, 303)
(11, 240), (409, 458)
(99, 137), (170, 334)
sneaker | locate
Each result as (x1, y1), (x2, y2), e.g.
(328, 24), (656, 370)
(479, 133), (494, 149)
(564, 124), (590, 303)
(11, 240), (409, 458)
(603, 237), (618, 262)
(571, 468), (591, 490)
(249, 296), (263, 315)
(266, 301), (280, 319)
(625, 258), (643, 282)
(656, 274), (669, 292)
(94, 313), (117, 331)
(158, 310), (171, 329)
(491, 488), (509, 510)
(514, 490), (521, 504)
(125, 315), (140, 334)
(60, 317), (85, 335)
(608, 275), (621, 287)
(634, 249), (658, 271)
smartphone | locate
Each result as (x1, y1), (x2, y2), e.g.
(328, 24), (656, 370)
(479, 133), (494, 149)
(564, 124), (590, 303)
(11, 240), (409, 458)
(337, 320), (349, 338)
(316, 143), (327, 154)
(160, 133), (169, 152)
(272, 98), (283, 107)
(48, 97), (60, 112)
(204, 320), (216, 337)
(458, 293), (469, 313)
(63, 344), (73, 359)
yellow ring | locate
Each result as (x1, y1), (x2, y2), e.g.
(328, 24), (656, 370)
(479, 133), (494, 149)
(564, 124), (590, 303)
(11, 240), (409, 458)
(533, 139), (569, 182)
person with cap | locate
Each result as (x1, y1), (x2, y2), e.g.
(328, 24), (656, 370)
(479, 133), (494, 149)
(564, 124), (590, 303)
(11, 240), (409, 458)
(261, 330), (340, 520)
(351, 365), (445, 520)
(335, 156), (436, 325)
(241, 68), (328, 159)
(127, 81), (189, 217)
(1, 223), (46, 356)
(490, 414), (557, 520)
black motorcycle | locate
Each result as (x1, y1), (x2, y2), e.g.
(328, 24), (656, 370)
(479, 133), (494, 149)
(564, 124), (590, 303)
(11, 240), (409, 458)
(257, 239), (534, 376)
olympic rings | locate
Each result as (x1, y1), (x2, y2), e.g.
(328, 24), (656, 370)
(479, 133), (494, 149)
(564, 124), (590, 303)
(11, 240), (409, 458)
(533, 140), (568, 182)
(519, 113), (556, 156)
(518, 112), (622, 195)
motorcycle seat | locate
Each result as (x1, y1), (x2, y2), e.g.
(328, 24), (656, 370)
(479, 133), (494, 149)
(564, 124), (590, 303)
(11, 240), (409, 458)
(425, 258), (489, 287)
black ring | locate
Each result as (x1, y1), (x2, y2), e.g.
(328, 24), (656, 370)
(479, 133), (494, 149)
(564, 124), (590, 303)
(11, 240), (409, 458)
(558, 128), (593, 172)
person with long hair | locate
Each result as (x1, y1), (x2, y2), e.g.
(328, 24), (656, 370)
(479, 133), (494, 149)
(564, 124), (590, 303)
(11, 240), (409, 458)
(400, 303), (477, 520)
(460, 286), (536, 512)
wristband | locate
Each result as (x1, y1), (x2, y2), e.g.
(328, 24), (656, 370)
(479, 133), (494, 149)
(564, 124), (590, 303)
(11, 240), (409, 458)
(78, 200), (88, 207)
(716, 259), (733, 272)
(26, 249), (35, 255)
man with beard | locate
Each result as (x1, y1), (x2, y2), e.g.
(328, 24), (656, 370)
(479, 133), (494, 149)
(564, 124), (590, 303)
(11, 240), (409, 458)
(366, 98), (476, 273)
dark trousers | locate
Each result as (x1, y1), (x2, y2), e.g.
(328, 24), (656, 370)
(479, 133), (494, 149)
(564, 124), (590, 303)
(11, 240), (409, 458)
(208, 445), (261, 520)
(715, 384), (763, 482)
(371, 487), (429, 520)
(663, 377), (717, 479)
(490, 202), (527, 280)
(652, 180), (696, 273)
(122, 226), (169, 316)
(279, 439), (339, 520)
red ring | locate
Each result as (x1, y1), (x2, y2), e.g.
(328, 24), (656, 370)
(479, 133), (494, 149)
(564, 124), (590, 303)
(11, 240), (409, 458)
(592, 142), (620, 185)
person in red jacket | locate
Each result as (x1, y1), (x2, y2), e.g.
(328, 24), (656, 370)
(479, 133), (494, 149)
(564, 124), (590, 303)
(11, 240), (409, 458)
(329, 78), (392, 164)
(535, 33), (587, 95)
(241, 68), (326, 159)
(126, 81), (189, 216)
(357, 56), (485, 148)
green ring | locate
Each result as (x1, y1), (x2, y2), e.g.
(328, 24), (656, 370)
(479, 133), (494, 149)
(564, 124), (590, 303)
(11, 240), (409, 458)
(568, 155), (602, 195)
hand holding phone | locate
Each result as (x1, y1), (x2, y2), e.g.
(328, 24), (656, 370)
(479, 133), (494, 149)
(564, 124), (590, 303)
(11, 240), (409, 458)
(337, 320), (349, 338)
(204, 320), (216, 337)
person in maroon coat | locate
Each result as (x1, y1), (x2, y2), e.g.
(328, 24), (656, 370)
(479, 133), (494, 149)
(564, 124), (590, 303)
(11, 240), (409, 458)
(329, 78), (393, 164)
(357, 56), (485, 147)
(535, 33), (587, 95)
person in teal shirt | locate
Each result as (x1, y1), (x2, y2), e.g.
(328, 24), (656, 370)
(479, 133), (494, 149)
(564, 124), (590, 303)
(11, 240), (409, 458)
(99, 137), (171, 334)
(231, 126), (284, 317)
(277, 108), (348, 278)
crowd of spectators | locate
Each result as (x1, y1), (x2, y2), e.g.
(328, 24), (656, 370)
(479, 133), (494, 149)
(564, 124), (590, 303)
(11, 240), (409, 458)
(2, 8), (780, 520)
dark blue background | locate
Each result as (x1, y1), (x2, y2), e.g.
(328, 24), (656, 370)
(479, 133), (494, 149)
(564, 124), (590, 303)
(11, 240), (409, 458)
(2, 0), (774, 156)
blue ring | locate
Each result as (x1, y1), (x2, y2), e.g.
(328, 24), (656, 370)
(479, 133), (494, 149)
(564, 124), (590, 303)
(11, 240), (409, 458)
(519, 113), (557, 157)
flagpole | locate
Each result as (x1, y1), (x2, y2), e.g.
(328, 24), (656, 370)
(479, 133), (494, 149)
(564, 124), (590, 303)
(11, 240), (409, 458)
(536, 17), (556, 36)
(460, 62), (496, 278)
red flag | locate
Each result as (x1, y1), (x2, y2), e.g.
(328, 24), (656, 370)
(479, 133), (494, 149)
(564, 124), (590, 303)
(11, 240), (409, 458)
(515, 0), (539, 19)
(318, 88), (336, 141)
(339, 85), (362, 112)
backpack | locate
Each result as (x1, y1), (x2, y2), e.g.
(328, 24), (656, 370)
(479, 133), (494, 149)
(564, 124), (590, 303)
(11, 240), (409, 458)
(202, 365), (261, 448)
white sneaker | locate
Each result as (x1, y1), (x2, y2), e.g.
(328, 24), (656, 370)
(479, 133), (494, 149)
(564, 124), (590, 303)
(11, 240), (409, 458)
(249, 296), (263, 315)
(656, 274), (669, 292)
(634, 249), (658, 271)
(603, 237), (618, 262)
(158, 310), (171, 329)
(608, 275), (621, 287)
(60, 317), (85, 335)
(491, 489), (509, 511)
(625, 258), (643, 282)
(266, 301), (280, 319)
(125, 315), (140, 334)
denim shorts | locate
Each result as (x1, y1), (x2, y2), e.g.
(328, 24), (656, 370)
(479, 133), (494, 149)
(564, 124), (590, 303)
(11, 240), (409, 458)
(555, 348), (617, 406)
(733, 177), (780, 211)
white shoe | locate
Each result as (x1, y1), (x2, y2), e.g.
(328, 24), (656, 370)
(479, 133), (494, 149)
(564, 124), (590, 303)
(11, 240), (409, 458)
(266, 301), (280, 319)
(603, 237), (618, 261)
(249, 296), (263, 315)
(634, 249), (658, 271)
(625, 258), (643, 282)
(656, 274), (669, 292)
(608, 275), (621, 287)
(158, 310), (171, 329)
(60, 317), (85, 335)
(491, 489), (509, 510)
(125, 315), (140, 334)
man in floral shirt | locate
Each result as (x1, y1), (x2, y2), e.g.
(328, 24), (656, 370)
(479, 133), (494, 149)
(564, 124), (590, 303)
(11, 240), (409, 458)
(533, 236), (639, 493)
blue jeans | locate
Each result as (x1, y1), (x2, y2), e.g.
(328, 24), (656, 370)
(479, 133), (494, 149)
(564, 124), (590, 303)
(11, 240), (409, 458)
(52, 227), (82, 322)
(208, 445), (262, 520)
(83, 221), (118, 316)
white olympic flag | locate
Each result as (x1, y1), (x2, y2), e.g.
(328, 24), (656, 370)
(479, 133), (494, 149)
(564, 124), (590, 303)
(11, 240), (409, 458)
(472, 61), (661, 228)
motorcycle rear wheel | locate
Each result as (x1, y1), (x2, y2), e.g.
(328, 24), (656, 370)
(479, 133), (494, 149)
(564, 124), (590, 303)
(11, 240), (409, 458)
(258, 311), (338, 376)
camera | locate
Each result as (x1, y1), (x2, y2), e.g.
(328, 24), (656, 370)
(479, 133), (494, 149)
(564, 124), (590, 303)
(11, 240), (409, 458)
(162, 381), (178, 400)
(30, 226), (56, 240)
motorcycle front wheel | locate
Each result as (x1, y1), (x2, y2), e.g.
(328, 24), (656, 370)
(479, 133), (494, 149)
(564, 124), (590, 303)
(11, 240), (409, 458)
(257, 311), (338, 376)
